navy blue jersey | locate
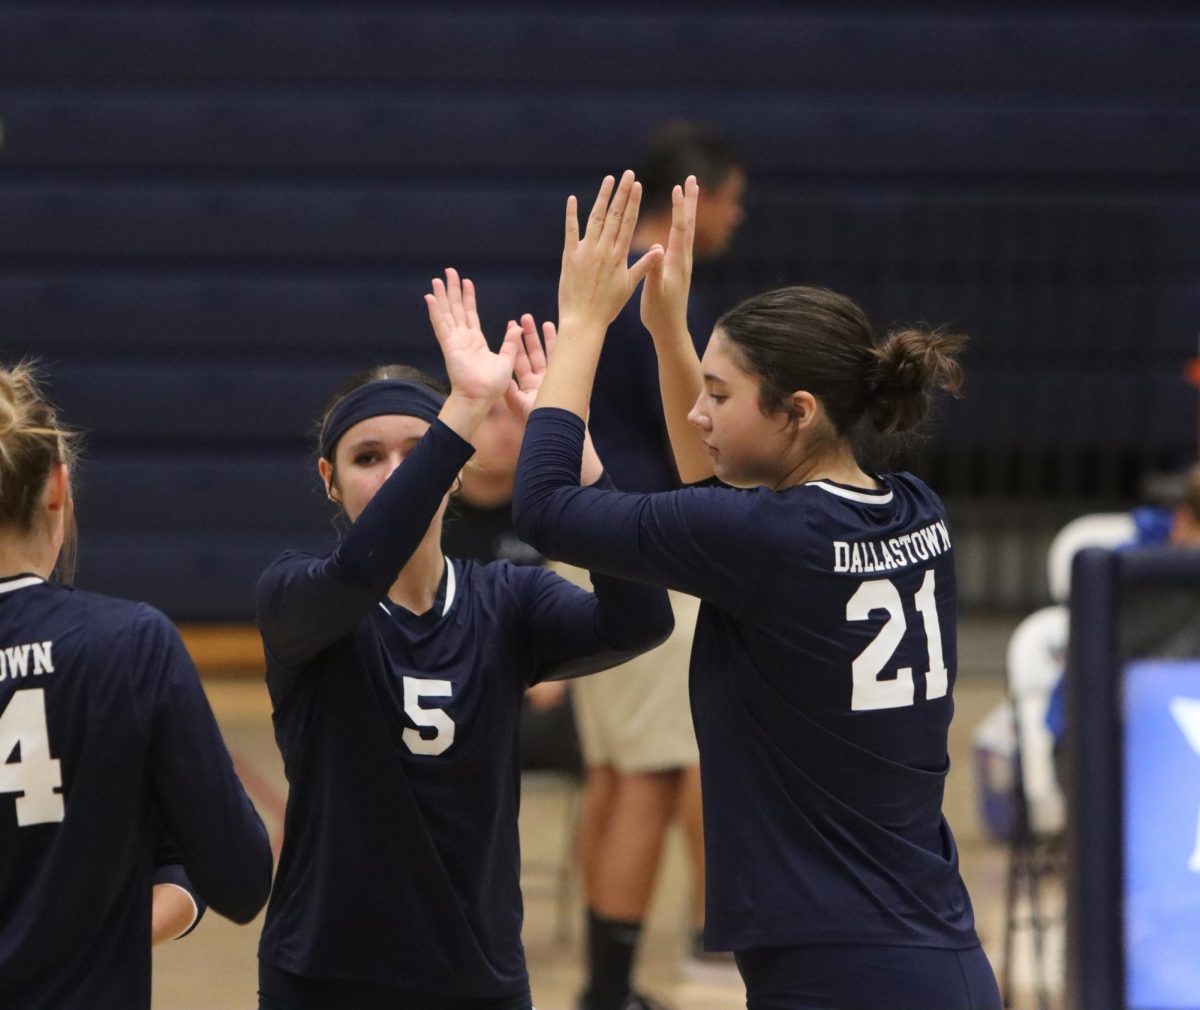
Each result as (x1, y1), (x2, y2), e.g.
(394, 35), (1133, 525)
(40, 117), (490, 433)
(256, 419), (671, 998)
(0, 576), (272, 1010)
(515, 409), (979, 952)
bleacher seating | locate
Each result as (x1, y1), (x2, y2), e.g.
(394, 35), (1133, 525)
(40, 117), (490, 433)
(2, 3), (1197, 616)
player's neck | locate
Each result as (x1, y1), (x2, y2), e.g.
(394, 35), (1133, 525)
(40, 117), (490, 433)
(774, 442), (878, 492)
(0, 533), (56, 581)
(458, 468), (514, 510)
(388, 526), (446, 616)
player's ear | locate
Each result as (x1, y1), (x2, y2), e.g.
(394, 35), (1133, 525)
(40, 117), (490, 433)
(318, 457), (339, 503)
(789, 390), (819, 430)
(43, 463), (70, 513)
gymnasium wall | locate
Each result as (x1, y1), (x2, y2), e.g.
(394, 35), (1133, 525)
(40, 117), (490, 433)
(2, 3), (1198, 615)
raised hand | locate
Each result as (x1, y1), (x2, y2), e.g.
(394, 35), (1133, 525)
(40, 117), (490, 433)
(640, 175), (698, 341)
(504, 314), (556, 422)
(507, 313), (605, 485)
(559, 171), (663, 331)
(424, 268), (519, 405)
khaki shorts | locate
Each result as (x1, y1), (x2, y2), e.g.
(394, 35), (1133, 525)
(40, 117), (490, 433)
(568, 577), (701, 774)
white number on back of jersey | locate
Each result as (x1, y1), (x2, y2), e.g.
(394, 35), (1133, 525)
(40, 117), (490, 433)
(847, 571), (948, 711)
(402, 677), (456, 756)
(0, 688), (65, 825)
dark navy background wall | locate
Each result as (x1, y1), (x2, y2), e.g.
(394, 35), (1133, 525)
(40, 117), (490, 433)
(2, 3), (1198, 615)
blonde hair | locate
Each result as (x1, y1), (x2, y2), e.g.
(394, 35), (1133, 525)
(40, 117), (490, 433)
(0, 362), (80, 577)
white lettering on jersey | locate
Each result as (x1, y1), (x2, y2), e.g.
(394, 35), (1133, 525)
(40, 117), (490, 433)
(32, 642), (54, 676)
(0, 642), (55, 683)
(833, 521), (952, 573)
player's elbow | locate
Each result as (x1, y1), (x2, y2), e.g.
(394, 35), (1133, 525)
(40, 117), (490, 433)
(214, 872), (272, 926)
(206, 833), (273, 925)
(604, 594), (674, 654)
(510, 482), (543, 548)
(640, 602), (675, 650)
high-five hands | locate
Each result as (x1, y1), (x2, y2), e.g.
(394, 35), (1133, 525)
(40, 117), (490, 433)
(558, 170), (663, 332)
(424, 268), (520, 406)
(506, 314), (605, 483)
(505, 314), (556, 423)
(640, 175), (698, 342)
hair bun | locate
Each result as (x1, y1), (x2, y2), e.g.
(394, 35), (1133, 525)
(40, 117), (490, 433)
(866, 328), (965, 435)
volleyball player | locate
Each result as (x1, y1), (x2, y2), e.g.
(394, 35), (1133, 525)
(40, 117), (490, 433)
(511, 173), (1002, 1010)
(0, 363), (273, 1010)
(254, 271), (673, 1010)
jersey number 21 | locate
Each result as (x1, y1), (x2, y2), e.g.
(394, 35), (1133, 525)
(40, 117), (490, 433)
(847, 571), (948, 712)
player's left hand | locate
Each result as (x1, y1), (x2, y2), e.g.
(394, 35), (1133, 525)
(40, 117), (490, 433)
(507, 312), (605, 484)
(425, 268), (519, 405)
(505, 314), (556, 422)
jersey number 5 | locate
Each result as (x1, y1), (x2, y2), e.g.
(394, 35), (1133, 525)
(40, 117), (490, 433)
(846, 571), (948, 711)
(402, 677), (456, 756)
(0, 688), (65, 826)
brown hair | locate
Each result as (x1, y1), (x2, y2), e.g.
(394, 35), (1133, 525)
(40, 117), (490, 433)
(715, 286), (965, 440)
(0, 362), (81, 580)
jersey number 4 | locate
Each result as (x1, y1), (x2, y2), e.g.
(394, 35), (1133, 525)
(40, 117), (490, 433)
(0, 688), (65, 826)
(847, 571), (948, 712)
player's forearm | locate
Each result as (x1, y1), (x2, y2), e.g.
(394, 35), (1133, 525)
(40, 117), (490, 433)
(652, 331), (713, 483)
(533, 317), (606, 421)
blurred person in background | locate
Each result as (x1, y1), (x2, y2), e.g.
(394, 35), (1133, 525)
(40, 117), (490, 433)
(572, 121), (746, 1010)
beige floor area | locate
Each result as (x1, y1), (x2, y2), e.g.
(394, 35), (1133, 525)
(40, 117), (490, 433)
(152, 617), (1058, 1010)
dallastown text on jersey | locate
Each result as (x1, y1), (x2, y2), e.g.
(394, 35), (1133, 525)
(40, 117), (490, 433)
(833, 521), (951, 574)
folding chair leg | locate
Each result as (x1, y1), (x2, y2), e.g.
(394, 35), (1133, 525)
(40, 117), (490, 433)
(1027, 859), (1050, 1010)
(1001, 843), (1022, 1007)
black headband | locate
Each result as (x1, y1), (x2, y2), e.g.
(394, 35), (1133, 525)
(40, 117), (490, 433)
(319, 379), (445, 459)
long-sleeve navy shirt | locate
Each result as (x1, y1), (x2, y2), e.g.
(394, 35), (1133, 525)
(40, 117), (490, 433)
(152, 824), (206, 938)
(514, 408), (979, 953)
(0, 576), (271, 1010)
(256, 419), (671, 998)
